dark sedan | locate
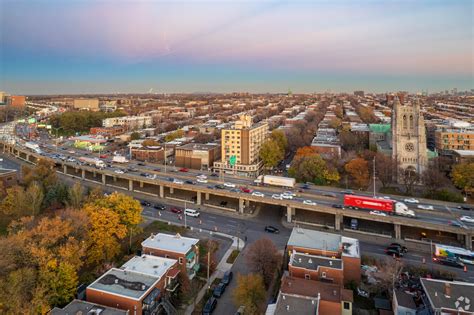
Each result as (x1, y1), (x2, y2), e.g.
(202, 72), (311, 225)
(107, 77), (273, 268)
(202, 297), (217, 315)
(212, 283), (226, 298)
(433, 257), (465, 268)
(222, 271), (233, 286)
(140, 201), (152, 207)
(153, 204), (166, 210)
(264, 226), (280, 234)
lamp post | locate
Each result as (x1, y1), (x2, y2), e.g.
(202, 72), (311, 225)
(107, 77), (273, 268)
(373, 157), (376, 197)
(164, 142), (167, 173)
(51, 127), (63, 152)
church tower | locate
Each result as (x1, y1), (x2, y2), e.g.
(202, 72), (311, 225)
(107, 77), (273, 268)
(391, 97), (428, 183)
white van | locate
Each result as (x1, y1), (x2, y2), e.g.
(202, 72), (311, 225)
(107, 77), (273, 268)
(184, 209), (200, 217)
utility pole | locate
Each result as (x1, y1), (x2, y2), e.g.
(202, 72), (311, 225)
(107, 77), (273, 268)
(184, 200), (187, 229)
(373, 157), (376, 197)
(207, 246), (211, 289)
(164, 142), (167, 173)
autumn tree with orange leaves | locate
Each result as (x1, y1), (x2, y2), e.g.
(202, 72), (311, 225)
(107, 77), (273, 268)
(345, 158), (370, 189)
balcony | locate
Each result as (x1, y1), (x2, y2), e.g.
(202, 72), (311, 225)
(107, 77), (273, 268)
(166, 278), (179, 293)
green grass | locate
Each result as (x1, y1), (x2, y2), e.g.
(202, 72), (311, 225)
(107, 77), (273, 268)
(226, 250), (240, 264)
(143, 220), (186, 235)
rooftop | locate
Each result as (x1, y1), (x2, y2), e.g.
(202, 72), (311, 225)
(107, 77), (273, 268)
(287, 228), (360, 258)
(88, 268), (159, 300)
(420, 278), (474, 313)
(290, 252), (342, 270)
(453, 150), (474, 157)
(177, 143), (219, 151)
(394, 289), (416, 310)
(50, 299), (128, 315)
(121, 255), (177, 280)
(272, 292), (319, 315)
(141, 233), (199, 254)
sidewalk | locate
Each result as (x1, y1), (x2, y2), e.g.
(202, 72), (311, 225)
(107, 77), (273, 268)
(143, 216), (244, 315)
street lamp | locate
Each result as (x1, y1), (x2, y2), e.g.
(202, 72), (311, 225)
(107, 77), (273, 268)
(51, 127), (63, 152)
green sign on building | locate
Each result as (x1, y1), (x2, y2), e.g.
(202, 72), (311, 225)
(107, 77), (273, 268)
(229, 155), (237, 166)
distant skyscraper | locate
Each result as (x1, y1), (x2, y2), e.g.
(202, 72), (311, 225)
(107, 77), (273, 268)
(391, 98), (428, 183)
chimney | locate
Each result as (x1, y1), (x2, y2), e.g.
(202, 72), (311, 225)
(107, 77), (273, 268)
(150, 233), (154, 239)
(444, 283), (451, 298)
(298, 258), (302, 263)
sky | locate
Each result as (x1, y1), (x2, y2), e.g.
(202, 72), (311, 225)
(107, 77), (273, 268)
(0, 0), (472, 94)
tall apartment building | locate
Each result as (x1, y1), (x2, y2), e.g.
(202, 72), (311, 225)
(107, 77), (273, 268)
(434, 121), (473, 151)
(102, 116), (153, 130)
(213, 114), (268, 177)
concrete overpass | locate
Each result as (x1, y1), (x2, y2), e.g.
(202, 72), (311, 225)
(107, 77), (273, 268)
(2, 140), (472, 250)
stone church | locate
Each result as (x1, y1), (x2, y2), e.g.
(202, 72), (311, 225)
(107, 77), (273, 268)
(391, 97), (428, 183)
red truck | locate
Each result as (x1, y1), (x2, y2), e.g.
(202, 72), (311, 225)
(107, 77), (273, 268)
(343, 195), (415, 217)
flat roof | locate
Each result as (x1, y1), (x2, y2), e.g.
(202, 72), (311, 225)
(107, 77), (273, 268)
(420, 278), (474, 313)
(51, 299), (128, 315)
(394, 289), (416, 310)
(290, 252), (342, 270)
(121, 255), (177, 280)
(177, 143), (218, 151)
(88, 268), (159, 300)
(273, 292), (319, 315)
(141, 233), (199, 254)
(453, 150), (474, 157)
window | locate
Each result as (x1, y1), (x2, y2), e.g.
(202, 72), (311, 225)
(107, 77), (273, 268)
(409, 115), (414, 129)
(402, 115), (407, 129)
(179, 257), (183, 264)
(165, 254), (170, 258)
(304, 274), (310, 280)
(343, 302), (350, 310)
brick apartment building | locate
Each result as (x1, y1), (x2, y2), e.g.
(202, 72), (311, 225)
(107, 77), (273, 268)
(73, 98), (99, 111)
(6, 95), (26, 108)
(90, 126), (126, 138)
(175, 143), (220, 170)
(141, 233), (200, 279)
(131, 146), (165, 163)
(86, 255), (180, 315)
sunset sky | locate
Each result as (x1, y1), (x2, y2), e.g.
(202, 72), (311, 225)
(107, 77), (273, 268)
(1, 0), (472, 94)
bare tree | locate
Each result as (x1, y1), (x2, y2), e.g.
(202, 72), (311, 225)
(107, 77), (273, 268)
(375, 153), (394, 188)
(246, 238), (281, 288)
(399, 167), (420, 195)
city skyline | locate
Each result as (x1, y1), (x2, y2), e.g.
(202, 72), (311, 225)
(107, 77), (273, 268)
(1, 0), (473, 94)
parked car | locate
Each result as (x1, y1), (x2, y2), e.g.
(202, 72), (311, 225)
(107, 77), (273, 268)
(457, 205), (473, 211)
(222, 271), (233, 286)
(230, 188), (240, 193)
(140, 201), (151, 207)
(170, 207), (182, 214)
(154, 168), (161, 172)
(449, 220), (463, 228)
(432, 256), (465, 268)
(265, 225), (280, 233)
(173, 179), (184, 185)
(389, 243), (408, 253)
(202, 297), (217, 315)
(240, 187), (252, 193)
(404, 198), (419, 204)
(210, 173), (219, 177)
(212, 283), (226, 298)
(153, 204), (166, 210)
(252, 191), (264, 197)
(215, 184), (225, 189)
(179, 168), (189, 172)
(137, 162), (145, 166)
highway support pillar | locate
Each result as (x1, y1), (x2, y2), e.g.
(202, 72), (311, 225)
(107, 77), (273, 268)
(113, 176), (117, 182)
(335, 213), (342, 231)
(170, 187), (174, 194)
(159, 185), (164, 198)
(205, 193), (210, 201)
(245, 199), (250, 207)
(394, 224), (402, 240)
(139, 181), (144, 188)
(196, 192), (202, 205)
(286, 206), (294, 223)
(63, 164), (67, 174)
(466, 233), (472, 250)
(101, 174), (106, 185)
(81, 169), (85, 179)
(239, 198), (245, 214)
(129, 180), (133, 191)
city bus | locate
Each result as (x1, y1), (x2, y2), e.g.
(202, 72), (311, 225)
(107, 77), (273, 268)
(435, 244), (474, 265)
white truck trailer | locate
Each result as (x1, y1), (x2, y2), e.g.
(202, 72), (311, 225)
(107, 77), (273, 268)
(112, 155), (129, 163)
(254, 175), (296, 188)
(24, 142), (42, 154)
(79, 157), (106, 169)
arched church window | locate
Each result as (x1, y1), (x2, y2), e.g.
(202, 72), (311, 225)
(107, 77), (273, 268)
(409, 115), (414, 129)
(403, 115), (407, 129)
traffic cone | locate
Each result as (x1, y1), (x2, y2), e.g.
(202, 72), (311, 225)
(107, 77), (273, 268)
(464, 265), (467, 273)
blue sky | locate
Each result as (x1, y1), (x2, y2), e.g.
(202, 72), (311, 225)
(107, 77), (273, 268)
(1, 0), (472, 94)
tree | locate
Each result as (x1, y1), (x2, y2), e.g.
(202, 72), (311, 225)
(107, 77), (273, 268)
(83, 204), (127, 264)
(67, 182), (84, 209)
(259, 140), (284, 170)
(130, 132), (141, 140)
(451, 162), (474, 193)
(165, 129), (184, 142)
(22, 159), (57, 190)
(328, 117), (342, 129)
(0, 186), (28, 217)
(26, 182), (44, 216)
(142, 139), (160, 147)
(246, 238), (281, 288)
(289, 154), (340, 185)
(345, 158), (370, 189)
(399, 167), (420, 195)
(93, 192), (142, 230)
(0, 267), (37, 313)
(375, 153), (393, 188)
(43, 183), (70, 209)
(422, 168), (449, 195)
(232, 273), (266, 315)
(270, 129), (288, 153)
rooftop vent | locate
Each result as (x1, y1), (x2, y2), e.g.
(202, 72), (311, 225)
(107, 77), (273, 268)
(329, 261), (333, 266)
(308, 259), (312, 264)
(444, 283), (451, 298)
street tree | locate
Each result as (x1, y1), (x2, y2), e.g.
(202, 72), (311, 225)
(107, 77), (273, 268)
(0, 186), (28, 218)
(26, 182), (44, 216)
(289, 154), (340, 185)
(130, 132), (141, 140)
(422, 168), (449, 195)
(270, 129), (288, 153)
(246, 238), (281, 288)
(345, 158), (370, 189)
(451, 162), (474, 194)
(375, 153), (393, 188)
(232, 273), (266, 315)
(259, 139), (284, 170)
(399, 167), (420, 195)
